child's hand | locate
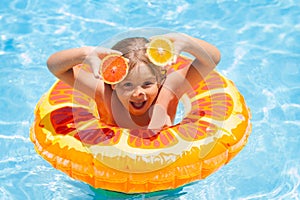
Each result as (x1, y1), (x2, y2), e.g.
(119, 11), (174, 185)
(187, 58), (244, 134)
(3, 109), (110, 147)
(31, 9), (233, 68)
(148, 104), (172, 132)
(84, 47), (122, 78)
(161, 32), (192, 62)
(146, 33), (192, 70)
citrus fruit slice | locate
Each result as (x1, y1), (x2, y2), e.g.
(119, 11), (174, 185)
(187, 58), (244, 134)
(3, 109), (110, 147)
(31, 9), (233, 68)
(100, 54), (129, 84)
(146, 36), (174, 67)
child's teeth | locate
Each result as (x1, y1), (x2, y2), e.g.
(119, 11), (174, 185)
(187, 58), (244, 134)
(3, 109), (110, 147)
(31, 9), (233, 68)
(132, 102), (144, 108)
(134, 103), (143, 107)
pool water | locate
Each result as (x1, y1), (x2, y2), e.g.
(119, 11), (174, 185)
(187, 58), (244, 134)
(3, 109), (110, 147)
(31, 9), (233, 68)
(1, 0), (300, 199)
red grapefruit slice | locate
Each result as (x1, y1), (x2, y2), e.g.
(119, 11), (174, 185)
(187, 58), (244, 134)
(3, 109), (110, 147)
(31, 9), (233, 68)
(100, 54), (129, 84)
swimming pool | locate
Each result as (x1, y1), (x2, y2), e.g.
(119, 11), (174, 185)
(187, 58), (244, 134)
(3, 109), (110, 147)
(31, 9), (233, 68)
(0, 0), (299, 199)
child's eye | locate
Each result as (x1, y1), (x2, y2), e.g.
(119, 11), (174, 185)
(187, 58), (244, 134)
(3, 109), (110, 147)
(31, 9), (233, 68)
(123, 82), (133, 88)
(143, 81), (154, 87)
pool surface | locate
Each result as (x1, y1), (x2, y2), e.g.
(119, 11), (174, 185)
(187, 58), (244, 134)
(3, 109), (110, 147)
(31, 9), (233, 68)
(1, 0), (300, 199)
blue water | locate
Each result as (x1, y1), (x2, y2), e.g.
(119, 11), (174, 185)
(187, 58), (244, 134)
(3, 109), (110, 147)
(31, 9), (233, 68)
(1, 0), (299, 199)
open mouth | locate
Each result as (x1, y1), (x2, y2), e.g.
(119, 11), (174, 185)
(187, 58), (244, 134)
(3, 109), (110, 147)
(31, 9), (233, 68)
(130, 101), (146, 109)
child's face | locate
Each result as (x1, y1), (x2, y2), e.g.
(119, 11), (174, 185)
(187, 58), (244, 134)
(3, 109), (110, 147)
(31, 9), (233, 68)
(112, 63), (159, 116)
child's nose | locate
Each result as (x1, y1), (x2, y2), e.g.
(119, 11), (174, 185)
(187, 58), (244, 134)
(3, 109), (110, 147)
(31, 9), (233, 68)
(132, 86), (145, 98)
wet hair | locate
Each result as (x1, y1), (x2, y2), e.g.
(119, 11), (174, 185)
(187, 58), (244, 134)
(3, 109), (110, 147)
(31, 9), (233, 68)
(111, 37), (166, 85)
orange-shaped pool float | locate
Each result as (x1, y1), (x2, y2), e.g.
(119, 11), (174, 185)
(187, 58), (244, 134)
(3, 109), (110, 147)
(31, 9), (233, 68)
(30, 56), (251, 193)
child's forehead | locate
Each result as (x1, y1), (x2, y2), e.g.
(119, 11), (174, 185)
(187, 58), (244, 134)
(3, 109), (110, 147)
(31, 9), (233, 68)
(125, 63), (156, 80)
(129, 63), (155, 74)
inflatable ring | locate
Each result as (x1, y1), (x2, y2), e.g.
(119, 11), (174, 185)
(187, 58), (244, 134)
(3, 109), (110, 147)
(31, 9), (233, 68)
(30, 56), (251, 193)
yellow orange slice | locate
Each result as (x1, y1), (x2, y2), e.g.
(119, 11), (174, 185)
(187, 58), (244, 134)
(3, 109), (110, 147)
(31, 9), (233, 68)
(146, 36), (174, 67)
(100, 54), (129, 84)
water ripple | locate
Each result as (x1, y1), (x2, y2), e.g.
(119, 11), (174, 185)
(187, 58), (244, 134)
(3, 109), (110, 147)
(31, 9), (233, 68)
(1, 0), (300, 199)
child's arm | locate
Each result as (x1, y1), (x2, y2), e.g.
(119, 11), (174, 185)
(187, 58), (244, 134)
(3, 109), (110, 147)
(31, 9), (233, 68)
(148, 33), (221, 130)
(148, 67), (189, 130)
(162, 33), (221, 97)
(47, 47), (120, 98)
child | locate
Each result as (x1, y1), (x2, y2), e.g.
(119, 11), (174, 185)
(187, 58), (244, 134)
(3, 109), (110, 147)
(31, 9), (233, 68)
(47, 32), (220, 130)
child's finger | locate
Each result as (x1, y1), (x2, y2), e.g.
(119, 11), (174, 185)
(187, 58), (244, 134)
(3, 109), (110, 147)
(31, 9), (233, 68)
(88, 58), (101, 78)
(94, 47), (122, 56)
(92, 66), (100, 78)
(172, 54), (178, 64)
(124, 57), (130, 63)
(108, 49), (122, 55)
(170, 45), (180, 64)
(148, 36), (155, 41)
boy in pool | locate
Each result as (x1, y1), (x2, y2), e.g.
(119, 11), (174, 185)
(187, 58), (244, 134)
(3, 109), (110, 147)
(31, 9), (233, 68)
(47, 33), (220, 130)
